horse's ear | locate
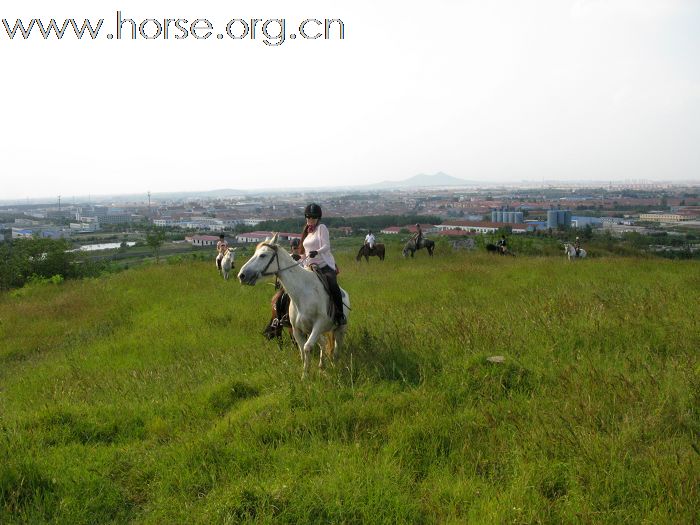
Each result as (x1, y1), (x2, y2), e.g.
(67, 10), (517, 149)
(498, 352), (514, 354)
(270, 232), (279, 245)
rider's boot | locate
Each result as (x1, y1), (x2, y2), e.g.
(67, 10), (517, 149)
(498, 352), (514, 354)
(331, 288), (347, 326)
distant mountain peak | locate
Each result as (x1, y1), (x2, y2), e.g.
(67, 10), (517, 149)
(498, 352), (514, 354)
(369, 172), (477, 189)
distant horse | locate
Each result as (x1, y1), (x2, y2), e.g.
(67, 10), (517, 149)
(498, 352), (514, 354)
(486, 243), (514, 256)
(219, 248), (237, 280)
(402, 238), (435, 257)
(356, 243), (385, 261)
(238, 233), (350, 378)
(564, 243), (586, 261)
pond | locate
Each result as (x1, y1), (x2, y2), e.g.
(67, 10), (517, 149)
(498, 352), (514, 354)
(70, 242), (137, 252)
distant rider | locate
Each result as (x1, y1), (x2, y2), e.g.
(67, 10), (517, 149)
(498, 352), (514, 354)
(216, 233), (228, 271)
(497, 234), (508, 255)
(413, 223), (423, 249)
(574, 236), (581, 257)
(364, 230), (376, 250)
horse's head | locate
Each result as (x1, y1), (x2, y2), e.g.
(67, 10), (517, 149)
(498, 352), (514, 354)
(238, 233), (280, 286)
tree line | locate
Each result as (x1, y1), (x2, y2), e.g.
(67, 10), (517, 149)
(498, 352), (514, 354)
(0, 238), (107, 291)
(236, 214), (444, 235)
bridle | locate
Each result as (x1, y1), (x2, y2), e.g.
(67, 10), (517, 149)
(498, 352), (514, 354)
(258, 243), (300, 277)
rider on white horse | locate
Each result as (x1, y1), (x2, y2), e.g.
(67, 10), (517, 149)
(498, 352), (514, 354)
(238, 233), (350, 377)
(299, 203), (347, 326)
(215, 233), (228, 271)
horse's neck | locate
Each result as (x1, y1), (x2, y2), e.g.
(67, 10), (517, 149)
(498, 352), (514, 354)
(275, 259), (321, 305)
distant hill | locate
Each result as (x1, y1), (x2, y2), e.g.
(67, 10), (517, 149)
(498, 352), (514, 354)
(366, 172), (480, 189)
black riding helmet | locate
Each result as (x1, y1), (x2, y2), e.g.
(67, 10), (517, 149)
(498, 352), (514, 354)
(304, 203), (322, 219)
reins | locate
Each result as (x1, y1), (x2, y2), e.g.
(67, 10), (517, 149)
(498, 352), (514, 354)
(258, 243), (300, 277)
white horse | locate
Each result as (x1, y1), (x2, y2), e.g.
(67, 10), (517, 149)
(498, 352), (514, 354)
(564, 243), (586, 261)
(220, 248), (237, 280)
(237, 234), (350, 378)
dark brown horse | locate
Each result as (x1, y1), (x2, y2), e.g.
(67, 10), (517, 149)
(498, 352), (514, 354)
(486, 243), (515, 256)
(356, 243), (386, 261)
(402, 238), (435, 257)
(262, 287), (294, 348)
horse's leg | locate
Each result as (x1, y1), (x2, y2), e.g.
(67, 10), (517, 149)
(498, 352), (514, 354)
(292, 327), (308, 375)
(303, 324), (325, 376)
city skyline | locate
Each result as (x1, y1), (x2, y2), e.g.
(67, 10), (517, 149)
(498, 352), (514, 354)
(2, 172), (699, 207)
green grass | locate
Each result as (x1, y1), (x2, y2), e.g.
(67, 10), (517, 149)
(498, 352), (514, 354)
(1, 244), (698, 524)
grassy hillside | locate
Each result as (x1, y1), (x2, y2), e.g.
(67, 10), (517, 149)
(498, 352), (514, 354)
(1, 245), (698, 524)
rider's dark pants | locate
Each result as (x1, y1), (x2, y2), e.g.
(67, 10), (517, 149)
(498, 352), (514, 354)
(319, 265), (344, 320)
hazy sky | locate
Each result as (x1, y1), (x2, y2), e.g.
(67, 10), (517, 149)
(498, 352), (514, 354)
(1, 0), (699, 200)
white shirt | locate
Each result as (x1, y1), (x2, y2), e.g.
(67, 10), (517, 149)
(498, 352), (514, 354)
(365, 234), (375, 245)
(301, 223), (336, 270)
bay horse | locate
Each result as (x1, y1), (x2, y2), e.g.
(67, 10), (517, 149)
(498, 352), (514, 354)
(238, 234), (350, 378)
(402, 238), (434, 257)
(564, 243), (587, 261)
(356, 243), (385, 261)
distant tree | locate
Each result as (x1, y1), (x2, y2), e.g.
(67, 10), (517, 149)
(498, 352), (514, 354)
(0, 237), (80, 290)
(146, 229), (166, 263)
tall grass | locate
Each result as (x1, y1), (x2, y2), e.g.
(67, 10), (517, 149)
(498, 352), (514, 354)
(1, 244), (698, 523)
